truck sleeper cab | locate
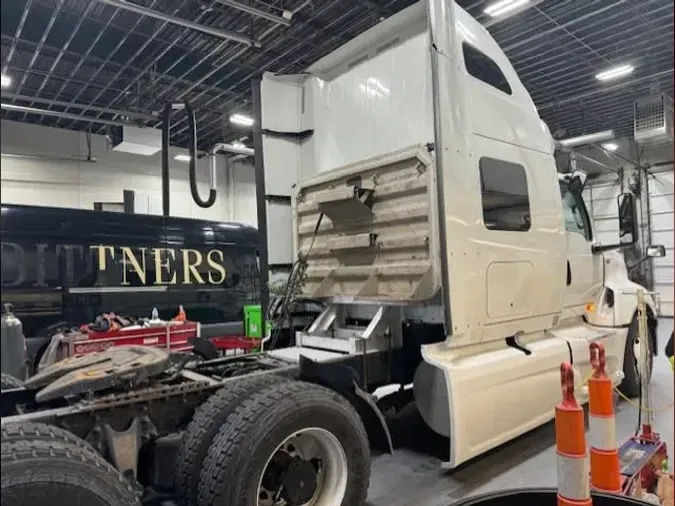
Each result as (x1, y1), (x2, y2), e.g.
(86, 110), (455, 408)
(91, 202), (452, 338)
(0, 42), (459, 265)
(261, 0), (661, 469)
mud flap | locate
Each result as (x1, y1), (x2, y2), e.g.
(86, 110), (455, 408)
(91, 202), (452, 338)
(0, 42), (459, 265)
(298, 356), (393, 453)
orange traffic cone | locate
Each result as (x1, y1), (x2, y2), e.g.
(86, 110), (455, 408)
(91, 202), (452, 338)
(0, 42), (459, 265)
(556, 362), (592, 506)
(588, 342), (621, 494)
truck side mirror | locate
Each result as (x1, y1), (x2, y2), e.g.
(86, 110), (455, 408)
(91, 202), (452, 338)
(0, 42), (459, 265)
(647, 245), (666, 257)
(617, 193), (638, 245)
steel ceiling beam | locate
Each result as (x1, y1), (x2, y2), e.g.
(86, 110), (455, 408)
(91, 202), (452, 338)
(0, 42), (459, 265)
(56, 0), (165, 129)
(538, 69), (674, 110)
(29, 5), (124, 125)
(97, 0), (261, 47)
(61, 0), (181, 130)
(1, 92), (157, 120)
(14, 0), (66, 100)
(502, 1), (629, 53)
(213, 0), (291, 26)
(89, 1), (234, 132)
(1, 35), (239, 109)
(168, 1), (368, 139)
(1, 103), (134, 127)
(2, 0), (34, 75)
(20, 1), (97, 121)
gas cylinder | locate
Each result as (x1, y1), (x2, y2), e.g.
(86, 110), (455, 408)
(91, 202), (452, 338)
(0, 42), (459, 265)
(1, 304), (27, 381)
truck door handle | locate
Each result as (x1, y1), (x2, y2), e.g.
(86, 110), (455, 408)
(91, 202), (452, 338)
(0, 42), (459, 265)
(567, 261), (572, 286)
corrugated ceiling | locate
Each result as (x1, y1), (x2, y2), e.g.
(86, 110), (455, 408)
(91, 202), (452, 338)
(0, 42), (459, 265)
(1, 0), (672, 149)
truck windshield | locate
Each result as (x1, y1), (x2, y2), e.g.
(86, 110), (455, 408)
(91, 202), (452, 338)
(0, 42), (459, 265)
(559, 182), (593, 242)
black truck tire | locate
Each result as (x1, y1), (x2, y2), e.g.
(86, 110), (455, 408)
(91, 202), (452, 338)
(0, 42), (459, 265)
(0, 373), (24, 390)
(619, 315), (654, 398)
(1, 439), (140, 506)
(198, 381), (370, 506)
(1, 422), (96, 455)
(174, 374), (289, 506)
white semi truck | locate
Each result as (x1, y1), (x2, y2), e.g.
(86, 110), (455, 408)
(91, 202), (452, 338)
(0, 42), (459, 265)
(0, 1), (665, 505)
(262, 0), (663, 483)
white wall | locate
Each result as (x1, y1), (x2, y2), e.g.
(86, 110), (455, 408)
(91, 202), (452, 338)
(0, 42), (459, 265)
(0, 120), (258, 224)
(648, 169), (675, 317)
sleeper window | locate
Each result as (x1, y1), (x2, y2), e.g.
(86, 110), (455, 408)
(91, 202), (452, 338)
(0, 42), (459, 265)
(462, 42), (512, 95)
(479, 158), (531, 232)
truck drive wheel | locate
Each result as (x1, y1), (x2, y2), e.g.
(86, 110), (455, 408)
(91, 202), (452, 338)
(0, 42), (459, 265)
(1, 439), (140, 506)
(619, 315), (654, 398)
(1, 422), (96, 455)
(198, 381), (370, 506)
(174, 374), (290, 506)
(0, 373), (24, 390)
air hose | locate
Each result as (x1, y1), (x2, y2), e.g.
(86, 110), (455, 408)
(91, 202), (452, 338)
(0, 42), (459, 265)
(161, 100), (216, 216)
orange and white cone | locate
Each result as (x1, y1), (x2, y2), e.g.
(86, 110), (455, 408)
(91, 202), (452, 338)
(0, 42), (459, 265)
(588, 342), (621, 494)
(556, 362), (592, 506)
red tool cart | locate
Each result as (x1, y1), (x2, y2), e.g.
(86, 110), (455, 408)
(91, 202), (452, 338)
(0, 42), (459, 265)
(37, 321), (262, 371)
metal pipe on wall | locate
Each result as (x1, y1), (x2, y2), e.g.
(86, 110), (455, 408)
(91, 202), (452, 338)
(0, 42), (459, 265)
(96, 0), (261, 47)
(208, 142), (254, 157)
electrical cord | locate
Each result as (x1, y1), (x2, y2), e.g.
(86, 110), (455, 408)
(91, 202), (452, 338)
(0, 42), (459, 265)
(614, 385), (674, 414)
(267, 212), (324, 350)
(574, 363), (673, 418)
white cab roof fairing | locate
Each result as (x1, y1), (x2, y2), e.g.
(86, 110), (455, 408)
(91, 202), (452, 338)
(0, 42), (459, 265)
(306, 1), (540, 121)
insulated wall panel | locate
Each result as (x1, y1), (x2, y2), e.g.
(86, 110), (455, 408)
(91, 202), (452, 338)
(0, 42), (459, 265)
(648, 169), (674, 317)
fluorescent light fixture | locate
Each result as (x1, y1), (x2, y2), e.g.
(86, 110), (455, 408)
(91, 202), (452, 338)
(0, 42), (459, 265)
(558, 130), (615, 148)
(595, 64), (634, 82)
(484, 0), (530, 18)
(0, 74), (10, 88)
(600, 142), (618, 151)
(230, 113), (254, 127)
(174, 154), (191, 162)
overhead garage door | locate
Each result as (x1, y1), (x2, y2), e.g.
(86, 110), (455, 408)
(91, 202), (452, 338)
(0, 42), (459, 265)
(648, 170), (674, 317)
(583, 179), (621, 245)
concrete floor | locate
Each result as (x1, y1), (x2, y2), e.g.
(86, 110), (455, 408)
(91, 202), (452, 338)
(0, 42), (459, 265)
(367, 319), (674, 506)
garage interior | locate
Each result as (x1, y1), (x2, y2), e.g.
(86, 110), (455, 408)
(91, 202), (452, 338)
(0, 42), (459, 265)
(1, 0), (673, 505)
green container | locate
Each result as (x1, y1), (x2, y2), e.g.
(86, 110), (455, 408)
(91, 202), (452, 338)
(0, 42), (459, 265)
(244, 305), (263, 338)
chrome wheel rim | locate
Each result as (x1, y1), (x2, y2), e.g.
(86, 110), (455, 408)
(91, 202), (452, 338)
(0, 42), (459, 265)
(256, 427), (348, 506)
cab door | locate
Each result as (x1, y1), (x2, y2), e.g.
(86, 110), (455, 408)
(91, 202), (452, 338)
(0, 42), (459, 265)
(560, 181), (603, 317)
